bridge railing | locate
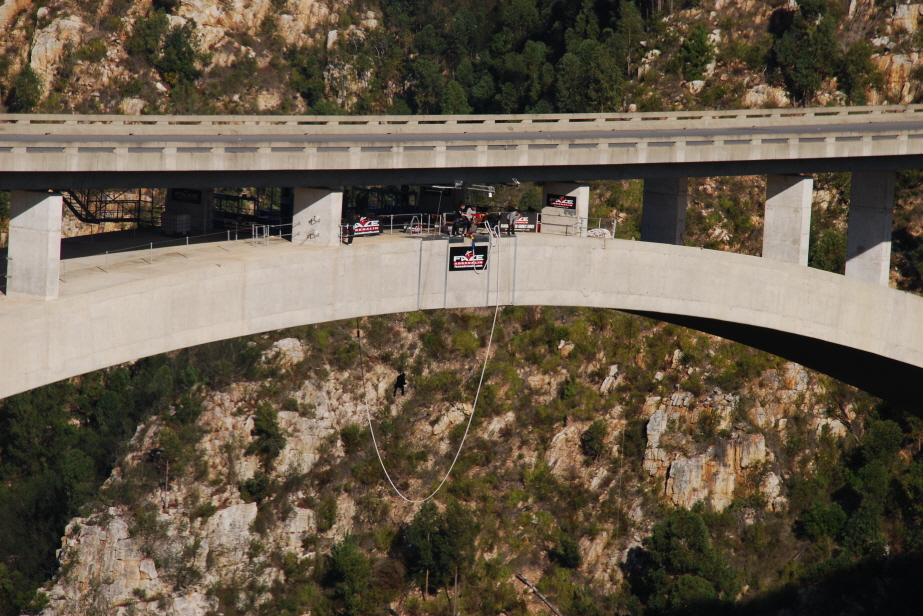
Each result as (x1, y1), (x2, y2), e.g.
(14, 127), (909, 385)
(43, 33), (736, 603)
(4, 105), (923, 130)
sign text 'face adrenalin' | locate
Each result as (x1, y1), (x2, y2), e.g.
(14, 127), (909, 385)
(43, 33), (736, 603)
(546, 193), (577, 209)
(449, 245), (489, 271)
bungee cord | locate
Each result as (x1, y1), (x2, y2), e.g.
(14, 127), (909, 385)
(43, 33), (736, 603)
(357, 224), (504, 503)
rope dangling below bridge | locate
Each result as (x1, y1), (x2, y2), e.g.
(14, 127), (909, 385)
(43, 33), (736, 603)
(358, 226), (504, 503)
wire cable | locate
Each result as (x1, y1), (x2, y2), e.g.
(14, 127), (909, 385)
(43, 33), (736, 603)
(357, 225), (504, 503)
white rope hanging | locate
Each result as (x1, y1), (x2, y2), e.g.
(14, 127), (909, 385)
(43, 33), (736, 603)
(357, 225), (504, 503)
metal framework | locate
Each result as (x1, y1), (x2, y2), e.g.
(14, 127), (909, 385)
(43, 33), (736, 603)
(62, 189), (161, 225)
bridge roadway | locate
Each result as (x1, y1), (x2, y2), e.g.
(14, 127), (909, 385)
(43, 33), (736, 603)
(4, 105), (923, 188)
(0, 233), (921, 406)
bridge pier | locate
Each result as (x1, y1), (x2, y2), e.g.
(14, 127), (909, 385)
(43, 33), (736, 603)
(6, 190), (62, 300)
(763, 174), (813, 265)
(540, 182), (589, 236)
(164, 188), (214, 233)
(292, 188), (343, 247)
(846, 171), (895, 286)
(641, 178), (687, 245)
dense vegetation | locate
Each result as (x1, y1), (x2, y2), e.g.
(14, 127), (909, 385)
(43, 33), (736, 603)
(0, 0), (893, 115)
(5, 306), (923, 615)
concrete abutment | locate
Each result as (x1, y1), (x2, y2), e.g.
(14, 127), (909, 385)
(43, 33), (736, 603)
(7, 190), (62, 300)
(540, 182), (589, 237)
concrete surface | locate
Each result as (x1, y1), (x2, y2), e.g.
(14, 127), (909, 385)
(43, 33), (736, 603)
(846, 170), (896, 286)
(7, 190), (62, 300)
(641, 178), (687, 245)
(1, 234), (922, 406)
(540, 182), (589, 237)
(763, 175), (813, 265)
(293, 188), (342, 247)
(5, 106), (923, 188)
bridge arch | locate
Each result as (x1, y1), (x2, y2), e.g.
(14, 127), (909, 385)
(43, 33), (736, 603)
(0, 235), (920, 406)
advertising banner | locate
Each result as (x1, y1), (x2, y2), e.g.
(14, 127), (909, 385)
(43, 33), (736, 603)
(502, 211), (539, 232)
(352, 217), (381, 235)
(449, 245), (489, 271)
(172, 189), (202, 204)
(546, 193), (577, 209)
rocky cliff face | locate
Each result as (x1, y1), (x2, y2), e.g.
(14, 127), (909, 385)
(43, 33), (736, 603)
(34, 311), (860, 615)
(2, 0), (923, 114)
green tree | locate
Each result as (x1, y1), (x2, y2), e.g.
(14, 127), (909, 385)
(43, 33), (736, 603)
(441, 80), (472, 114)
(769, 3), (840, 103)
(406, 500), (477, 594)
(10, 66), (42, 112)
(636, 508), (738, 615)
(838, 40), (884, 104)
(246, 402), (288, 471)
(411, 57), (443, 114)
(126, 10), (169, 64)
(808, 228), (846, 274)
(800, 501), (847, 541)
(159, 21), (203, 85)
(550, 533), (582, 569)
(327, 536), (372, 616)
(580, 419), (609, 460)
(679, 25), (713, 81)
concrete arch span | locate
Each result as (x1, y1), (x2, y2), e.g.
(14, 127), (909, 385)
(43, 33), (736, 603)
(1, 234), (921, 406)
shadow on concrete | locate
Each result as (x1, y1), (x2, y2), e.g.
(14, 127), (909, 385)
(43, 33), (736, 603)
(628, 311), (923, 410)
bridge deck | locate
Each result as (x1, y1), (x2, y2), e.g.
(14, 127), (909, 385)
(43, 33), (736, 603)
(0, 233), (922, 406)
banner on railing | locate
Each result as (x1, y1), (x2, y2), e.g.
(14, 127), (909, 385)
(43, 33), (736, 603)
(352, 217), (381, 235)
(500, 211), (539, 232)
(449, 245), (489, 271)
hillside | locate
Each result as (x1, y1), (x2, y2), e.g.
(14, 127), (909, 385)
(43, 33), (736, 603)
(0, 0), (922, 115)
(5, 1), (923, 615)
(1, 309), (921, 615)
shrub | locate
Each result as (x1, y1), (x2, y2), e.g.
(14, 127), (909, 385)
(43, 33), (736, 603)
(800, 502), (847, 542)
(580, 420), (609, 460)
(127, 10), (169, 64)
(550, 533), (582, 569)
(340, 423), (365, 455)
(452, 330), (480, 357)
(316, 495), (338, 533)
(246, 403), (287, 471)
(159, 21), (203, 85)
(75, 39), (107, 63)
(679, 25), (713, 81)
(239, 472), (272, 503)
(10, 66), (42, 112)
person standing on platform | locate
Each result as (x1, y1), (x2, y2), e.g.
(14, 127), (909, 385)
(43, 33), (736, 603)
(346, 214), (356, 245)
(507, 208), (519, 236)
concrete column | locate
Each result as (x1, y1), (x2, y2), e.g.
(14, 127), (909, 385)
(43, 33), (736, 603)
(763, 174), (813, 265)
(293, 188), (343, 247)
(540, 182), (590, 237)
(6, 190), (62, 300)
(846, 171), (895, 286)
(641, 178), (687, 245)
(165, 188), (214, 232)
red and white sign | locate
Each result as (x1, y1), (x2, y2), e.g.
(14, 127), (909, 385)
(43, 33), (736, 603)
(352, 217), (381, 235)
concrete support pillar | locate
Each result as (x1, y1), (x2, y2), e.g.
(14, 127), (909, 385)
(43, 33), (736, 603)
(846, 170), (895, 286)
(763, 174), (813, 265)
(540, 182), (590, 236)
(641, 178), (687, 245)
(293, 187), (343, 247)
(6, 190), (62, 300)
(165, 188), (214, 233)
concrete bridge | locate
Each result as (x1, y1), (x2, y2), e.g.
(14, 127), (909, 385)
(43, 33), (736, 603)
(0, 233), (921, 406)
(2, 106), (923, 404)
